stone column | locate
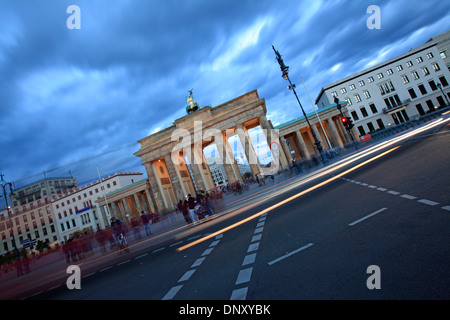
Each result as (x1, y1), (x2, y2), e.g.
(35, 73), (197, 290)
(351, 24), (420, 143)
(236, 123), (261, 176)
(164, 154), (185, 202)
(259, 117), (289, 171)
(219, 130), (242, 183)
(280, 135), (292, 162)
(144, 161), (165, 212)
(294, 131), (310, 159)
(327, 118), (344, 148)
(134, 193), (143, 215)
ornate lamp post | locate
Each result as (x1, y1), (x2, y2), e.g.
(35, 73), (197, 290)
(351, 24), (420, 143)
(0, 173), (18, 256)
(272, 45), (327, 165)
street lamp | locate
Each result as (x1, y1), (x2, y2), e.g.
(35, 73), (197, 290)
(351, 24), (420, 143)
(0, 173), (18, 256)
(272, 45), (328, 165)
(437, 83), (450, 107)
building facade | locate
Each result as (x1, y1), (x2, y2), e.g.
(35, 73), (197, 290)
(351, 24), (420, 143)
(0, 173), (144, 254)
(52, 172), (144, 242)
(315, 30), (450, 138)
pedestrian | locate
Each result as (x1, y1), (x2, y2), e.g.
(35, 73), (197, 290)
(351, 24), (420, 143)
(140, 211), (152, 236)
(187, 194), (197, 223)
(181, 199), (192, 224)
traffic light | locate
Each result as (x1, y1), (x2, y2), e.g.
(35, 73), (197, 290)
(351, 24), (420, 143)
(341, 116), (354, 130)
(341, 116), (349, 129)
(347, 117), (354, 129)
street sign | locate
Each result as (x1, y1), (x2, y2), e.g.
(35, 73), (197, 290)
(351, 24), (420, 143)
(20, 239), (37, 248)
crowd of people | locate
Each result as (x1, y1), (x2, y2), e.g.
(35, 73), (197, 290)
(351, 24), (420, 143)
(176, 191), (219, 225)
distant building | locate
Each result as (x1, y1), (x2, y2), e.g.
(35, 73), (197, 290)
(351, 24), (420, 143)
(0, 172), (144, 254)
(51, 172), (144, 242)
(315, 30), (450, 138)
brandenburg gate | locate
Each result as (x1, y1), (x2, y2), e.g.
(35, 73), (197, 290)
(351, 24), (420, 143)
(134, 89), (351, 213)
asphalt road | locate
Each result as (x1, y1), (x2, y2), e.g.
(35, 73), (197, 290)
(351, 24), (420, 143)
(34, 117), (450, 302)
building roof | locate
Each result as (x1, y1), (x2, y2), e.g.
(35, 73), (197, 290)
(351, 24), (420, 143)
(274, 101), (344, 129)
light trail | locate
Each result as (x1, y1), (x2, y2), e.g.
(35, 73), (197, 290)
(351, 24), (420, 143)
(176, 146), (400, 252)
(176, 115), (450, 252)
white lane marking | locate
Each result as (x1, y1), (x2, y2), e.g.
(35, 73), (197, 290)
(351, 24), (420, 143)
(136, 253), (149, 259)
(99, 266), (113, 272)
(191, 257), (205, 268)
(169, 241), (183, 247)
(387, 190), (400, 195)
(242, 253), (257, 266)
(201, 248), (213, 256)
(162, 285), (183, 300)
(442, 205), (450, 211)
(117, 259), (131, 266)
(254, 227), (264, 234)
(152, 247), (165, 253)
(401, 194), (417, 200)
(349, 208), (388, 226)
(256, 221), (265, 228)
(247, 242), (259, 253)
(251, 234), (262, 242)
(267, 243), (314, 266)
(209, 240), (220, 247)
(235, 267), (253, 285)
(377, 187), (387, 191)
(230, 287), (248, 300)
(417, 199), (439, 206)
(178, 269), (196, 282)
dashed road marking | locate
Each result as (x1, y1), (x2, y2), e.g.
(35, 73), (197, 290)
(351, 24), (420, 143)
(267, 243), (314, 266)
(349, 208), (388, 226)
(341, 177), (449, 213)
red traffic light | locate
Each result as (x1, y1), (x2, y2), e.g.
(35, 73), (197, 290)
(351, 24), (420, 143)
(341, 117), (348, 124)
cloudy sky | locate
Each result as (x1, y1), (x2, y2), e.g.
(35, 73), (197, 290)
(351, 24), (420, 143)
(1, 0), (449, 188)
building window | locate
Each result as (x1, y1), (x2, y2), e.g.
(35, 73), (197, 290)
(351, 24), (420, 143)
(355, 94), (362, 102)
(426, 52), (434, 59)
(367, 122), (375, 132)
(364, 90), (371, 99)
(401, 75), (409, 84)
(346, 98), (352, 106)
(369, 103), (378, 114)
(360, 107), (369, 117)
(359, 80), (365, 87)
(349, 84), (356, 90)
(396, 65), (403, 72)
(411, 71), (420, 80)
(331, 91), (337, 97)
(422, 67), (430, 76)
(440, 51), (447, 59)
(439, 76), (449, 87)
(432, 63), (440, 72)
(340, 88), (347, 94)
(377, 72), (384, 79)
(416, 57), (423, 63)
(408, 88), (417, 99)
(428, 80), (438, 91)
(351, 111), (359, 121)
(406, 61), (413, 67)
(357, 126), (366, 136)
(418, 84), (427, 95)
(387, 69), (393, 75)
(376, 119), (385, 130)
(368, 76), (375, 83)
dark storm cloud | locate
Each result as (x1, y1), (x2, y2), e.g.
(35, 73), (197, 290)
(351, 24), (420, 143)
(1, 0), (449, 187)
